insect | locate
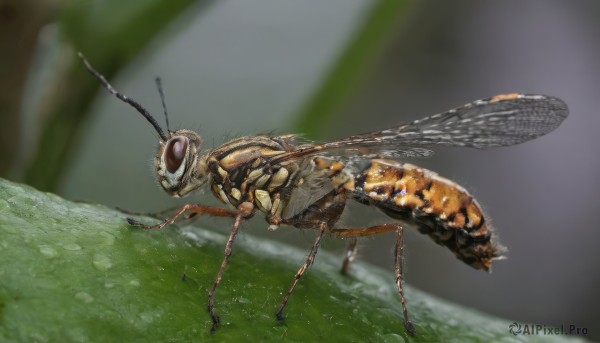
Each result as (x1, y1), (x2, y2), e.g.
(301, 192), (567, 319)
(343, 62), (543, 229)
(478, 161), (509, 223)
(79, 53), (568, 335)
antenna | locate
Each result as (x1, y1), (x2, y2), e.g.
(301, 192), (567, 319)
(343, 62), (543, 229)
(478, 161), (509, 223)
(78, 52), (169, 141)
(155, 77), (171, 133)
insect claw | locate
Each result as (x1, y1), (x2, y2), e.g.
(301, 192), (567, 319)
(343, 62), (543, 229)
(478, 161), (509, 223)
(404, 320), (416, 336)
(127, 217), (166, 229)
(210, 315), (220, 334)
(275, 310), (286, 324)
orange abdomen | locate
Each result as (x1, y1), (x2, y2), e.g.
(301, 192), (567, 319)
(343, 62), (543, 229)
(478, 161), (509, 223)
(351, 159), (504, 271)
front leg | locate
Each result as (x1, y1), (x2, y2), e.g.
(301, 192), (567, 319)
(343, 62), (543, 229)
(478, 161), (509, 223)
(126, 201), (255, 333)
(127, 204), (242, 229)
(207, 202), (254, 332)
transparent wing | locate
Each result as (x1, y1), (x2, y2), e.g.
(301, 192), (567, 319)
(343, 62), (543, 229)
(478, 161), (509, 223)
(277, 134), (434, 160)
(376, 93), (568, 148)
(270, 93), (568, 164)
(281, 168), (335, 218)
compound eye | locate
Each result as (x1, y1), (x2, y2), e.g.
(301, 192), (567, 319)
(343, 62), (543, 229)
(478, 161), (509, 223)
(165, 136), (189, 173)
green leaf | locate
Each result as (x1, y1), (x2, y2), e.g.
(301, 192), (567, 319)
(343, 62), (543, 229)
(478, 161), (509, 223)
(0, 178), (584, 342)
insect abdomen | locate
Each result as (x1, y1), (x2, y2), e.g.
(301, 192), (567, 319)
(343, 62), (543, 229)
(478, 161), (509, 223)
(351, 159), (504, 271)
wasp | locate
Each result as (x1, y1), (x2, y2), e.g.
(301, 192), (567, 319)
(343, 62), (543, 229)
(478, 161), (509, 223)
(79, 53), (568, 335)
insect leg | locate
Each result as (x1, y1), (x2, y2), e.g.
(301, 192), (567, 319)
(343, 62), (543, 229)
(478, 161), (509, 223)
(330, 223), (416, 335)
(330, 223), (399, 237)
(116, 205), (183, 219)
(340, 238), (358, 275)
(207, 210), (245, 333)
(331, 224), (398, 274)
(394, 225), (416, 335)
(275, 221), (327, 322)
(127, 204), (239, 229)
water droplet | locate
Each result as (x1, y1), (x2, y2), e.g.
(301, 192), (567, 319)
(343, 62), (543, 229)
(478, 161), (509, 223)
(0, 199), (9, 211)
(74, 291), (94, 303)
(129, 279), (141, 287)
(63, 243), (81, 251)
(381, 333), (406, 343)
(139, 309), (162, 324)
(66, 328), (87, 342)
(93, 253), (112, 270)
(39, 245), (59, 258)
(2, 225), (16, 234)
(98, 232), (115, 245)
(236, 296), (250, 304)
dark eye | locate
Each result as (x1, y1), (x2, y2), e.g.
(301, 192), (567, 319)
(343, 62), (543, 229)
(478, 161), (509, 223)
(165, 136), (189, 173)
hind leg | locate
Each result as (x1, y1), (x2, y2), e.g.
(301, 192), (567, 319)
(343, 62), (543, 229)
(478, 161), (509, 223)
(340, 238), (358, 275)
(331, 223), (415, 335)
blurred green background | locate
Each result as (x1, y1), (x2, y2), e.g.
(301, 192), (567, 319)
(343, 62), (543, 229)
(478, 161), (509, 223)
(2, 0), (598, 340)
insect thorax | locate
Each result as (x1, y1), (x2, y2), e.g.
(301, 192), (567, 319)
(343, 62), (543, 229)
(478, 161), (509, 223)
(205, 136), (300, 221)
(204, 136), (357, 227)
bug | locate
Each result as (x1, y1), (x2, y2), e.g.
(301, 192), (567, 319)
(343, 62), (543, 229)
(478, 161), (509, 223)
(79, 53), (568, 335)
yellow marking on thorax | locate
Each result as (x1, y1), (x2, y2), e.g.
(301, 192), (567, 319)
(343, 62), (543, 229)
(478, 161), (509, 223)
(312, 157), (354, 190)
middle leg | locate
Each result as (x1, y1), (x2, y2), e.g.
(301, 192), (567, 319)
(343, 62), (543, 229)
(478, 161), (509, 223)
(275, 221), (327, 321)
